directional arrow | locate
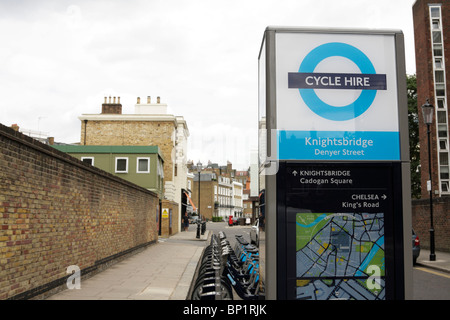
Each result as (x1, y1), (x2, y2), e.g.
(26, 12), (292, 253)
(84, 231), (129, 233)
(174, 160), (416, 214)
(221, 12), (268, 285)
(292, 170), (298, 176)
(381, 194), (387, 200)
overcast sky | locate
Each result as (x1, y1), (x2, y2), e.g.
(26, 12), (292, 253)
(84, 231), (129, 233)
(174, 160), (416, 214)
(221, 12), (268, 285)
(0, 0), (417, 169)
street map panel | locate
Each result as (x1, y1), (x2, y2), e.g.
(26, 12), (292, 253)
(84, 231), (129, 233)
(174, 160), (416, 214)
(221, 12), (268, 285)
(296, 212), (385, 300)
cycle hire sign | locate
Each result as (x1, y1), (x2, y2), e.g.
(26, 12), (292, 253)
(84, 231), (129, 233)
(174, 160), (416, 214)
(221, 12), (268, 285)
(275, 32), (400, 161)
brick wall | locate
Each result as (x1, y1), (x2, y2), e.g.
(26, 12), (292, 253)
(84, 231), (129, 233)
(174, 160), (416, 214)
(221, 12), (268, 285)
(412, 197), (450, 252)
(0, 123), (159, 300)
(191, 180), (217, 221)
(160, 199), (179, 237)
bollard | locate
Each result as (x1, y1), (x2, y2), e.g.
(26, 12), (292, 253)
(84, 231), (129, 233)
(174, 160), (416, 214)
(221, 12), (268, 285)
(201, 221), (206, 235)
(196, 221), (201, 239)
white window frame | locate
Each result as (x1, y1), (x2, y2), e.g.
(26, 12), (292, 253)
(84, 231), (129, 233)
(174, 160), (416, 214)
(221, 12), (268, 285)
(115, 157), (128, 173)
(429, 4), (450, 195)
(81, 157), (94, 166)
(136, 157), (150, 173)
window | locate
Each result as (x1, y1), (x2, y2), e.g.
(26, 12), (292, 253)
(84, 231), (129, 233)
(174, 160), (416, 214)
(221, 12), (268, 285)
(440, 152), (449, 165)
(438, 125), (448, 137)
(430, 4), (448, 195)
(157, 159), (164, 178)
(432, 19), (440, 29)
(137, 157), (150, 173)
(435, 58), (443, 69)
(81, 157), (94, 166)
(433, 31), (442, 44)
(436, 83), (445, 97)
(435, 70), (445, 83)
(430, 6), (440, 18)
(440, 165), (449, 180)
(437, 111), (447, 124)
(433, 44), (443, 57)
(115, 157), (128, 173)
(442, 182), (449, 192)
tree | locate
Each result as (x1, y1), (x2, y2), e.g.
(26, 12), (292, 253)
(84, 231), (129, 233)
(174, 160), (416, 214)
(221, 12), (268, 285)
(407, 74), (421, 199)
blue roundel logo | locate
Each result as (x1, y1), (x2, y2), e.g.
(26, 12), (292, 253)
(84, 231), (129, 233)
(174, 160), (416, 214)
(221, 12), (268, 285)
(290, 42), (385, 121)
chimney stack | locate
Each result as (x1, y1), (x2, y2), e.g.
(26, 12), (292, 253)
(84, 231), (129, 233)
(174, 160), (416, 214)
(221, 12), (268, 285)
(102, 96), (122, 114)
(134, 95), (167, 114)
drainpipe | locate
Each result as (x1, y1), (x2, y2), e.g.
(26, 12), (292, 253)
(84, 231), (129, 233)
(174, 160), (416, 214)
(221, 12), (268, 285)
(84, 119), (88, 145)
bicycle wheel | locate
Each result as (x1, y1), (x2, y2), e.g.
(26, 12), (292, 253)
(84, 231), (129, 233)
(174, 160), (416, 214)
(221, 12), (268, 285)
(191, 279), (233, 300)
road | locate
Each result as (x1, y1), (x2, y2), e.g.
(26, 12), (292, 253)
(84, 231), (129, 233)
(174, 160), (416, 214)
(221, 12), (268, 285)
(413, 267), (450, 300)
(206, 221), (253, 249)
(204, 221), (450, 300)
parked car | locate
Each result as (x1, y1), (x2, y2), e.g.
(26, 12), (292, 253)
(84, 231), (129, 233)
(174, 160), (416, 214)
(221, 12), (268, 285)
(412, 229), (421, 265)
(250, 219), (259, 246)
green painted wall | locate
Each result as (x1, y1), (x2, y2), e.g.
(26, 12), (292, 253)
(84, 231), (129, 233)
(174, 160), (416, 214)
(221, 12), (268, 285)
(52, 145), (164, 198)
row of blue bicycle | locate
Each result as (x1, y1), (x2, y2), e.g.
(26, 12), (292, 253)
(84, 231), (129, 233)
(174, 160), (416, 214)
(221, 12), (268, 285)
(190, 231), (261, 300)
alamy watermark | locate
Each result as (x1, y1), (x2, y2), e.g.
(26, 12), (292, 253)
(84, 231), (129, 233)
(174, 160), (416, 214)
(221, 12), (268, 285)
(366, 265), (382, 290)
(66, 265), (81, 289)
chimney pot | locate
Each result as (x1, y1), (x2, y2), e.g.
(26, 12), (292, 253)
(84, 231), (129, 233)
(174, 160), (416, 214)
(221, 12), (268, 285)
(104, 97), (107, 103)
(102, 96), (122, 114)
(147, 96), (151, 104)
(137, 97), (140, 104)
(157, 96), (160, 104)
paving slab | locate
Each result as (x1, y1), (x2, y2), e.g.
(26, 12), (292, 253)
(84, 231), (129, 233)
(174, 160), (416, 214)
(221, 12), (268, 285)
(46, 228), (208, 300)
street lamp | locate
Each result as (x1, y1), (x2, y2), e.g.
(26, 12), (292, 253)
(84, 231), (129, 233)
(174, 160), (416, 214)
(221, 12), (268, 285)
(196, 161), (202, 239)
(421, 99), (436, 261)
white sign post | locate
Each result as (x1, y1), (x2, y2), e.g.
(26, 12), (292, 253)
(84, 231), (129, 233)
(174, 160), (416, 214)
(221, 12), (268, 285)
(258, 27), (412, 301)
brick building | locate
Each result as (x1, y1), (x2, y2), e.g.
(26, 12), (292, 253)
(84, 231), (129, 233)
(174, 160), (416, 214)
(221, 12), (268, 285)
(188, 161), (245, 221)
(413, 0), (450, 197)
(412, 0), (450, 252)
(78, 96), (189, 233)
(236, 170), (259, 222)
(192, 173), (218, 221)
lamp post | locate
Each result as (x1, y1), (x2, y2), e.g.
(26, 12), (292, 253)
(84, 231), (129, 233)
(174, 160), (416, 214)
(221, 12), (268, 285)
(196, 161), (202, 239)
(421, 99), (436, 261)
